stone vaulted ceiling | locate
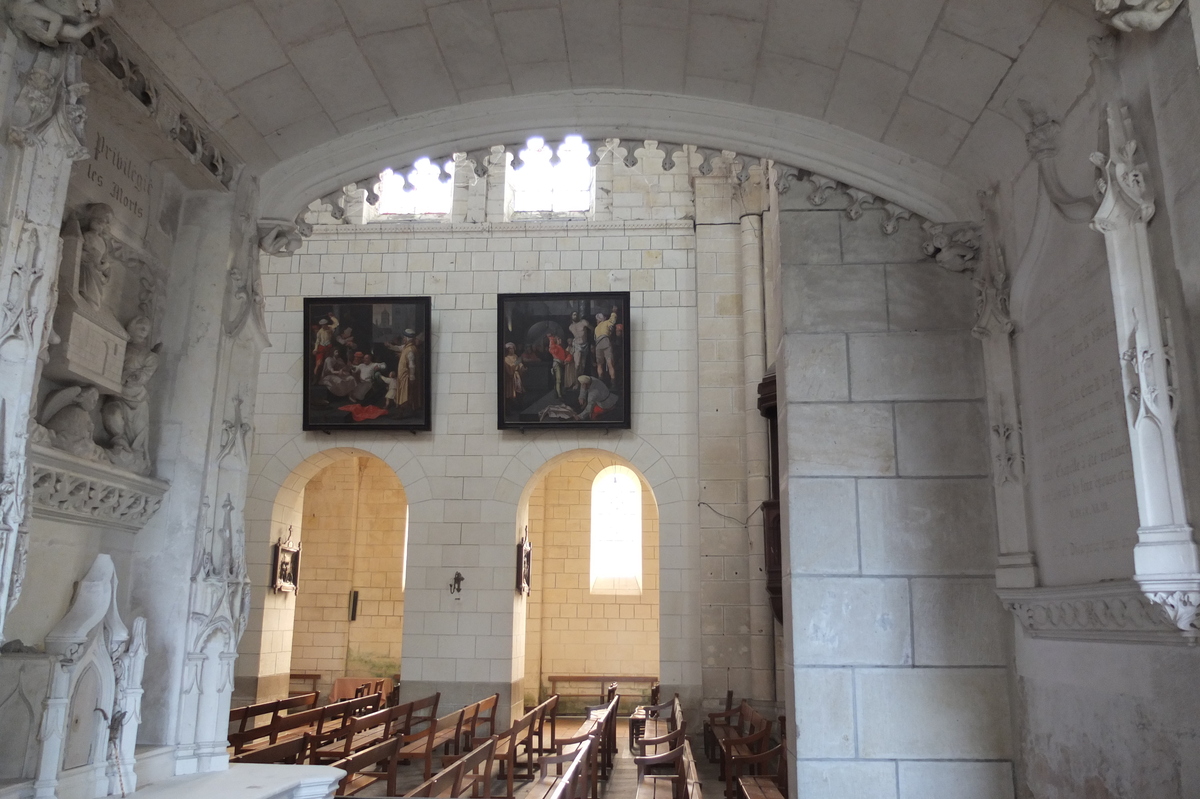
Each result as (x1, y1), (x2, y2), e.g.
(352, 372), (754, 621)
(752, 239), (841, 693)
(114, 0), (1105, 195)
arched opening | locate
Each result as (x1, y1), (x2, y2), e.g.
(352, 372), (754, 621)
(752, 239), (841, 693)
(521, 451), (659, 712)
(289, 455), (408, 700)
(241, 449), (408, 704)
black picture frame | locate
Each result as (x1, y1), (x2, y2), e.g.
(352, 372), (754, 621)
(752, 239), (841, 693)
(497, 292), (631, 430)
(302, 296), (432, 431)
(272, 536), (301, 594)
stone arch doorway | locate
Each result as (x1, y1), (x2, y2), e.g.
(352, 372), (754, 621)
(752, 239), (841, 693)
(237, 447), (409, 703)
(517, 449), (660, 712)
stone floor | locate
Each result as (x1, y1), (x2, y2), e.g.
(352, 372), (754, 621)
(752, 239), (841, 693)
(355, 719), (722, 798)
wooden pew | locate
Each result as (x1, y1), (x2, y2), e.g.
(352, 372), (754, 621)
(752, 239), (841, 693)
(486, 706), (537, 799)
(524, 736), (593, 799)
(528, 694), (559, 759)
(628, 682), (662, 749)
(230, 734), (311, 765)
(228, 691), (319, 737)
(404, 736), (498, 798)
(552, 695), (619, 799)
(631, 695), (685, 757)
(705, 700), (772, 778)
(635, 739), (702, 799)
(311, 705), (401, 765)
(398, 707), (468, 781)
(227, 692), (324, 753)
(330, 736), (402, 796)
(726, 744), (785, 799)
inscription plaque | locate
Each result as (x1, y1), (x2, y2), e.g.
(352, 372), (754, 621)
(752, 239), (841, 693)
(1016, 225), (1138, 585)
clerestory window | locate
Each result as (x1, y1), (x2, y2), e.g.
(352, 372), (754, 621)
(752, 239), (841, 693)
(508, 135), (595, 216)
(376, 157), (454, 217)
(589, 465), (642, 595)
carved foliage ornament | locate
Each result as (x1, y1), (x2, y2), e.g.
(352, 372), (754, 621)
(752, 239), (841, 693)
(28, 447), (165, 532)
(9, 48), (89, 161)
(776, 169), (915, 236)
(1002, 581), (1200, 643)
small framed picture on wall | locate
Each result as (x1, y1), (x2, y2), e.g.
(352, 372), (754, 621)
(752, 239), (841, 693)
(303, 296), (432, 431)
(272, 530), (301, 594)
(497, 292), (631, 430)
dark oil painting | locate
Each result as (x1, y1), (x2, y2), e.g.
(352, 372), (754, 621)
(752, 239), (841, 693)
(303, 296), (432, 431)
(498, 292), (631, 430)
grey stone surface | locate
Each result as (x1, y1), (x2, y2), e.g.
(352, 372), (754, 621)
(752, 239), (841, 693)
(857, 667), (1013, 759)
(787, 403), (895, 477)
(840, 212), (927, 264)
(895, 401), (990, 476)
(911, 578), (1009, 666)
(797, 761), (898, 799)
(793, 668), (856, 758)
(898, 760), (1015, 799)
(858, 478), (997, 575)
(790, 577), (912, 665)
(783, 265), (887, 333)
(849, 332), (984, 400)
(782, 333), (849, 402)
(780, 210), (843, 264)
(786, 478), (859, 574)
(886, 262), (978, 331)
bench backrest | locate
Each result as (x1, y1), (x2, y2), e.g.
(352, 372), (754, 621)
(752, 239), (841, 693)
(470, 693), (500, 740)
(407, 692), (441, 733)
(278, 691), (320, 715)
(332, 736), (400, 796)
(531, 693), (558, 752)
(271, 704), (327, 742)
(231, 734), (311, 765)
(452, 735), (497, 797)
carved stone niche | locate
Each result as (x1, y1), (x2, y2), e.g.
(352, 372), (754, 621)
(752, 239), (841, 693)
(0, 555), (147, 799)
(28, 443), (168, 533)
(44, 207), (129, 393)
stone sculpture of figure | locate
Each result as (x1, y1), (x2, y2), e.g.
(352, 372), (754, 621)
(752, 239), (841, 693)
(103, 316), (161, 475)
(39, 385), (106, 461)
(78, 203), (116, 311)
(6, 0), (112, 47)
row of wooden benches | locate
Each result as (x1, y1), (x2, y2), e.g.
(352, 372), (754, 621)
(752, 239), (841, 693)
(706, 699), (786, 799)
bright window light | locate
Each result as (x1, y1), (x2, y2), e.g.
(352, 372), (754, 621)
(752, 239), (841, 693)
(376, 157), (454, 216)
(590, 465), (642, 595)
(511, 135), (594, 214)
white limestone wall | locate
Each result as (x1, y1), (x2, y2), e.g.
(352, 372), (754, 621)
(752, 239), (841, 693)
(776, 194), (1013, 798)
(242, 216), (704, 721)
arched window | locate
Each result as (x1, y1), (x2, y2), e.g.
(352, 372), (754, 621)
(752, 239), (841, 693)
(590, 465), (642, 595)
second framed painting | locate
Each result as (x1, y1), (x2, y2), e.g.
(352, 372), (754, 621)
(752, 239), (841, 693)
(303, 296), (432, 431)
(498, 292), (631, 430)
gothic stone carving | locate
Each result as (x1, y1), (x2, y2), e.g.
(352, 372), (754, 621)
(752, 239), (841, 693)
(31, 554), (148, 798)
(28, 443), (167, 532)
(4, 0), (110, 48)
(1095, 0), (1184, 31)
(101, 316), (160, 475)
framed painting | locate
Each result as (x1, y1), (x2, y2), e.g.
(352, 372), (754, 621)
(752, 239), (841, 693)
(498, 292), (631, 430)
(272, 531), (301, 594)
(303, 296), (432, 431)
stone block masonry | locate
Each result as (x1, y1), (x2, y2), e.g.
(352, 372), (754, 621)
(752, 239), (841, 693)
(777, 203), (1014, 799)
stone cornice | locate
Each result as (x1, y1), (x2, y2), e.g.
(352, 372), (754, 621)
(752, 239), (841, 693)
(304, 219), (696, 240)
(999, 581), (1199, 645)
(28, 444), (169, 533)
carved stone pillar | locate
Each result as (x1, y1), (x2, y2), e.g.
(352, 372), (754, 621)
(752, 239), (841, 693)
(0, 45), (91, 641)
(924, 210), (1039, 589)
(1091, 103), (1200, 625)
